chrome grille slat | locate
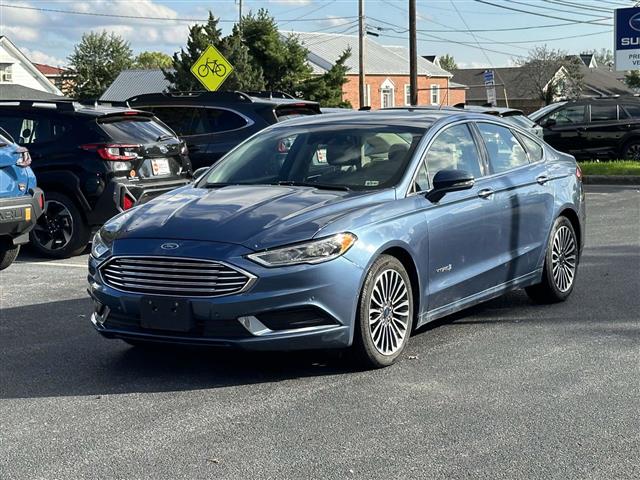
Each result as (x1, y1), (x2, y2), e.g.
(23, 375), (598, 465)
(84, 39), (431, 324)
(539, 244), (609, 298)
(100, 256), (253, 297)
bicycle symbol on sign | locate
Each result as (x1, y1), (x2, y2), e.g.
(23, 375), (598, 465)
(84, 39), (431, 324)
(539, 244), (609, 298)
(197, 58), (227, 78)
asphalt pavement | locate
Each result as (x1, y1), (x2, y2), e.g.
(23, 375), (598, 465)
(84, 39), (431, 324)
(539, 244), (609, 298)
(0, 185), (638, 479)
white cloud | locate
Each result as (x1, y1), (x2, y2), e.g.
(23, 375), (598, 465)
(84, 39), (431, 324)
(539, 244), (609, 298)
(0, 1), (45, 26)
(22, 47), (67, 67)
(323, 15), (350, 27)
(1, 26), (39, 42)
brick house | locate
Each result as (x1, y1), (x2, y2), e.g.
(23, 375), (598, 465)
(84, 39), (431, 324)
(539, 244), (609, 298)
(290, 31), (465, 109)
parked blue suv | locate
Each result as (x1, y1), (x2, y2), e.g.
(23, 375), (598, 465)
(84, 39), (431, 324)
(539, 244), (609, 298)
(0, 127), (44, 270)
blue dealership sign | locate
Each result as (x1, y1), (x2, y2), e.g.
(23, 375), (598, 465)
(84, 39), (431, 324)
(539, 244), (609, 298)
(615, 7), (640, 70)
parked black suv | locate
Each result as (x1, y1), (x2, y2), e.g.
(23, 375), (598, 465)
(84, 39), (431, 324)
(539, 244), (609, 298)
(0, 100), (192, 258)
(529, 96), (640, 160)
(124, 91), (321, 170)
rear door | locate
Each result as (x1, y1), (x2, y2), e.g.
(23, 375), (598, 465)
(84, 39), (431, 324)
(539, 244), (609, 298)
(139, 106), (251, 170)
(475, 122), (554, 280)
(95, 113), (191, 182)
(582, 102), (627, 159)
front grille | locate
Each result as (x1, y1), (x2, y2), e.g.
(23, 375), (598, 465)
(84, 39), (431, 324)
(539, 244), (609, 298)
(100, 256), (254, 297)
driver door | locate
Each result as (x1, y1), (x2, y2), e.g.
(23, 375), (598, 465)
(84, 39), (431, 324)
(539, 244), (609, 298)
(420, 123), (503, 313)
(541, 104), (587, 157)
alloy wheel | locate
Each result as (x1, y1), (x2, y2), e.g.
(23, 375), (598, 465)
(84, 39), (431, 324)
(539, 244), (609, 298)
(551, 225), (577, 293)
(32, 199), (74, 251)
(368, 269), (410, 355)
(626, 143), (640, 160)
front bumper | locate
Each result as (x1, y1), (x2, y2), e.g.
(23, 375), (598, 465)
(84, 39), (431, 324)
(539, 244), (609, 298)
(0, 188), (44, 245)
(87, 239), (363, 350)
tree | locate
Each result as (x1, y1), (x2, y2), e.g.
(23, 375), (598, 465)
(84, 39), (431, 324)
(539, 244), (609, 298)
(164, 12), (225, 91)
(515, 46), (584, 105)
(134, 51), (172, 69)
(625, 70), (640, 90)
(241, 9), (312, 92)
(585, 48), (613, 68)
(220, 25), (265, 91)
(298, 48), (352, 107)
(439, 54), (458, 72)
(67, 31), (133, 99)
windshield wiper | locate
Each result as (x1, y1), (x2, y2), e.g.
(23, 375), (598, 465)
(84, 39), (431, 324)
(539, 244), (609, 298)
(202, 182), (238, 189)
(156, 134), (174, 142)
(274, 181), (351, 191)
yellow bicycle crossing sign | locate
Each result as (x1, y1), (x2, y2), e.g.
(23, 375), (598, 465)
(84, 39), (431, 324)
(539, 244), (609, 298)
(190, 45), (233, 91)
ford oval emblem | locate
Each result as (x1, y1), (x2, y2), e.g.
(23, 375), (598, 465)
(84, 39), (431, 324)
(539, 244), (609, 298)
(630, 12), (640, 32)
(160, 242), (180, 250)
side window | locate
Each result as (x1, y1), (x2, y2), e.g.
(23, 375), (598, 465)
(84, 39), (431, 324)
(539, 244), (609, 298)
(621, 103), (640, 118)
(145, 107), (196, 136)
(477, 123), (529, 174)
(590, 104), (618, 122)
(518, 134), (544, 163)
(412, 161), (429, 193)
(0, 116), (69, 145)
(547, 105), (586, 125)
(196, 108), (247, 134)
(424, 124), (482, 185)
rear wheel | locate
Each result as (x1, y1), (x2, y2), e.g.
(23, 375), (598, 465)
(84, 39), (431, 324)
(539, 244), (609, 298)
(622, 139), (640, 160)
(30, 192), (90, 258)
(0, 243), (20, 271)
(353, 255), (414, 368)
(526, 216), (578, 303)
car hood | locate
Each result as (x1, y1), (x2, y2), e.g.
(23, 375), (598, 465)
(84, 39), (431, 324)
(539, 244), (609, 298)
(118, 185), (394, 250)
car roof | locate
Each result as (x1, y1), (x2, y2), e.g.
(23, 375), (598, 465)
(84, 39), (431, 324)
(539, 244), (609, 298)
(0, 100), (148, 117)
(125, 91), (319, 108)
(384, 105), (525, 117)
(268, 108), (505, 129)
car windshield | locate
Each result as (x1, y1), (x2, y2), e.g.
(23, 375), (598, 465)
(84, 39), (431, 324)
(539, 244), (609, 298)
(529, 102), (566, 121)
(199, 124), (426, 191)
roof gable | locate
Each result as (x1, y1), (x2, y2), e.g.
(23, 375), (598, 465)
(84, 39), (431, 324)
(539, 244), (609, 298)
(0, 36), (62, 95)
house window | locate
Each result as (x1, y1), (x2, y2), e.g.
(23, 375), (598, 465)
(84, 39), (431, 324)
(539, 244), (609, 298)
(0, 64), (13, 83)
(363, 84), (371, 107)
(404, 84), (411, 106)
(430, 84), (439, 105)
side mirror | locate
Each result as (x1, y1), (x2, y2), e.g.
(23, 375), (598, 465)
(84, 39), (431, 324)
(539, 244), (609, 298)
(543, 118), (556, 128)
(426, 169), (475, 203)
(192, 167), (209, 182)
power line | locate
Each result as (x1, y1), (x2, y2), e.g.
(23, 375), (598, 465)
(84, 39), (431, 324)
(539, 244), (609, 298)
(473, 0), (612, 26)
(278, 0), (337, 27)
(541, 0), (614, 13)
(505, 0), (611, 18)
(0, 3), (357, 24)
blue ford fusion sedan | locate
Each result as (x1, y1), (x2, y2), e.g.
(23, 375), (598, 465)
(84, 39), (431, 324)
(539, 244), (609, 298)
(87, 110), (585, 367)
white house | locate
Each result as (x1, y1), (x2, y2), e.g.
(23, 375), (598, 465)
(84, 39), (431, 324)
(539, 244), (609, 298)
(0, 36), (63, 97)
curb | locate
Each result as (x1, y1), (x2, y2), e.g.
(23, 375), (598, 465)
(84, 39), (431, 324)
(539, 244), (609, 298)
(583, 175), (640, 185)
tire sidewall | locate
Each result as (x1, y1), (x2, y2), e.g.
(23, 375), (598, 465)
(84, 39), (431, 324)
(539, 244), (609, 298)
(355, 254), (414, 368)
(543, 216), (578, 301)
(30, 192), (89, 258)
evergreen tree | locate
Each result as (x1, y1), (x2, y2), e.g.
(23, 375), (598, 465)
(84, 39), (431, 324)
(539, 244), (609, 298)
(439, 54), (458, 72)
(164, 13), (224, 91)
(67, 31), (133, 99)
(220, 25), (265, 91)
(298, 49), (352, 108)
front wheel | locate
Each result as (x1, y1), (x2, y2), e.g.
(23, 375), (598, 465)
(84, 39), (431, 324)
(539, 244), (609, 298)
(622, 139), (640, 160)
(353, 255), (414, 368)
(0, 243), (20, 271)
(526, 216), (579, 304)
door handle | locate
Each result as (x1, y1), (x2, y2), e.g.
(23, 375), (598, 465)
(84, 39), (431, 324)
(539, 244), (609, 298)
(536, 174), (550, 185)
(478, 188), (494, 199)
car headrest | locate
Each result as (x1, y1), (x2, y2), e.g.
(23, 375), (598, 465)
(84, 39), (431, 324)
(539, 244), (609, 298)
(326, 137), (361, 166)
(388, 143), (409, 163)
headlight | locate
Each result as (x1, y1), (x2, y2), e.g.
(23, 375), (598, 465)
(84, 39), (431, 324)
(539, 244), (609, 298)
(90, 208), (138, 259)
(247, 233), (357, 267)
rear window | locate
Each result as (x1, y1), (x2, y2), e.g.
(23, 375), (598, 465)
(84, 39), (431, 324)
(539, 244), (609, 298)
(276, 105), (319, 122)
(98, 117), (175, 143)
(503, 115), (535, 129)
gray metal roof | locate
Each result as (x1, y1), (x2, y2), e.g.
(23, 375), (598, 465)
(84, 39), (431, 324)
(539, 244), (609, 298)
(285, 31), (452, 77)
(100, 69), (171, 102)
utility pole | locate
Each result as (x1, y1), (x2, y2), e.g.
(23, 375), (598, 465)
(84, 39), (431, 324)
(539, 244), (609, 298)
(409, 0), (418, 106)
(359, 0), (366, 109)
(238, 0), (243, 25)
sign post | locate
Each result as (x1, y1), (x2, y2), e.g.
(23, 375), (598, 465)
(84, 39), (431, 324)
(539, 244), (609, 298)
(614, 7), (640, 71)
(190, 45), (234, 91)
(484, 70), (497, 107)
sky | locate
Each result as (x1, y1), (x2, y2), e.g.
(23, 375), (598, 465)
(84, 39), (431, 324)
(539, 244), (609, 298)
(0, 0), (634, 69)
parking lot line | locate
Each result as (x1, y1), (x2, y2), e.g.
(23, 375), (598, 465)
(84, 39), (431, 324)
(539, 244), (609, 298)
(14, 261), (86, 268)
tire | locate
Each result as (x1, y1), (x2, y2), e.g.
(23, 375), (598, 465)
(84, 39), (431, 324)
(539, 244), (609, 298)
(525, 216), (579, 304)
(352, 254), (414, 368)
(30, 192), (90, 258)
(622, 139), (640, 160)
(0, 243), (20, 271)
